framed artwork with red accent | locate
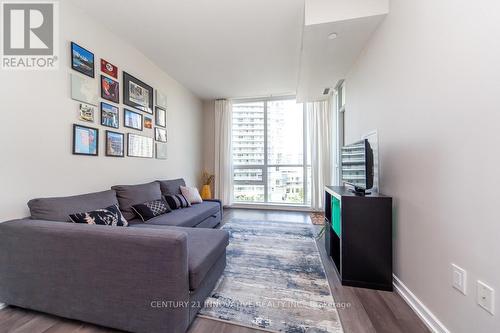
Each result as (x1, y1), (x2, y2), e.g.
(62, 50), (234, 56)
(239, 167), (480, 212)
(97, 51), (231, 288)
(101, 75), (119, 104)
(101, 59), (117, 78)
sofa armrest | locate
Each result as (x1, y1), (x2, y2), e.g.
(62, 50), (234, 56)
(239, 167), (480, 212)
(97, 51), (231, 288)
(204, 199), (223, 217)
(0, 219), (190, 333)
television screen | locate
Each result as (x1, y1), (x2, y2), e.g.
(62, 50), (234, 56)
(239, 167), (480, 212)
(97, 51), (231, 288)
(341, 139), (374, 192)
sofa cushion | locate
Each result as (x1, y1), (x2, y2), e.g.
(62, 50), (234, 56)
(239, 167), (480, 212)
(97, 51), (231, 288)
(158, 178), (186, 196)
(69, 204), (128, 226)
(183, 227), (229, 290)
(111, 182), (162, 220)
(128, 201), (220, 227)
(130, 224), (229, 290)
(28, 190), (118, 222)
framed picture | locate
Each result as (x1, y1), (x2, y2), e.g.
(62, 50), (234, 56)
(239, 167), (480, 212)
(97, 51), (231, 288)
(123, 72), (154, 114)
(71, 73), (98, 105)
(101, 75), (119, 104)
(155, 106), (166, 128)
(155, 90), (167, 109)
(155, 127), (167, 142)
(71, 42), (94, 78)
(105, 131), (124, 157)
(73, 124), (98, 156)
(144, 115), (153, 129)
(124, 109), (143, 130)
(101, 102), (119, 129)
(101, 59), (117, 78)
(79, 103), (95, 122)
(156, 143), (167, 159)
(127, 133), (153, 158)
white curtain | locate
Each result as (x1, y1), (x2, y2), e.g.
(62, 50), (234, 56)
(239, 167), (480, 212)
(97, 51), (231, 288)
(214, 99), (233, 206)
(307, 100), (332, 211)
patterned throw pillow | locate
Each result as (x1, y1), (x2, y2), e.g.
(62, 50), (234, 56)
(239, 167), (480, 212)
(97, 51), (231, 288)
(131, 199), (171, 222)
(164, 194), (191, 210)
(69, 204), (128, 226)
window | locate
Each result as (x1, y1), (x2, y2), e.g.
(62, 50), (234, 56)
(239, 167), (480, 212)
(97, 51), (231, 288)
(232, 97), (310, 205)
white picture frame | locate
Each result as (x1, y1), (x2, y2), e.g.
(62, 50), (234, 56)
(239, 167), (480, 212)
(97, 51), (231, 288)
(71, 73), (98, 106)
(156, 143), (167, 159)
(155, 90), (167, 109)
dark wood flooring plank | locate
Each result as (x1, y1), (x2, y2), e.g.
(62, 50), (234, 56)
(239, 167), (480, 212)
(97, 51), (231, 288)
(0, 307), (23, 323)
(41, 319), (86, 333)
(379, 291), (430, 333)
(355, 287), (408, 333)
(0, 307), (36, 333)
(12, 312), (58, 333)
(74, 323), (121, 333)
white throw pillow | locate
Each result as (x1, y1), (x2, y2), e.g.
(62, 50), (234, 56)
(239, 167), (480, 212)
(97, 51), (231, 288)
(180, 186), (203, 204)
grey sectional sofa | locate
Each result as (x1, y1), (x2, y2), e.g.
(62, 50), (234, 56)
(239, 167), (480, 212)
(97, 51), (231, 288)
(0, 179), (228, 333)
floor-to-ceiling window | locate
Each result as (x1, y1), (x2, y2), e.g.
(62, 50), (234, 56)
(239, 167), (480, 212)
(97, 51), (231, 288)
(232, 97), (310, 206)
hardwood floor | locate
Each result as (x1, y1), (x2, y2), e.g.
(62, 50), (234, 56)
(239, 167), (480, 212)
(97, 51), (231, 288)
(0, 209), (429, 333)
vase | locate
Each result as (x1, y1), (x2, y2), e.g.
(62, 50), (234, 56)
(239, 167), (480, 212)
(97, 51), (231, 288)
(201, 185), (212, 200)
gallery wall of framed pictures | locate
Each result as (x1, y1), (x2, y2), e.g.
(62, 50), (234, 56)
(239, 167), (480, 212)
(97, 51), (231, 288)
(69, 40), (169, 160)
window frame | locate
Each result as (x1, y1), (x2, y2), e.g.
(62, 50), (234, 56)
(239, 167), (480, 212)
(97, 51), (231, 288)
(232, 96), (310, 206)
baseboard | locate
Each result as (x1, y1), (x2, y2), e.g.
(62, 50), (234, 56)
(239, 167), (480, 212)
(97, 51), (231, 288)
(393, 275), (450, 333)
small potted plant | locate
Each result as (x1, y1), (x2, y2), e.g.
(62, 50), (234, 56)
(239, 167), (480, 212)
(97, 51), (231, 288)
(200, 171), (215, 200)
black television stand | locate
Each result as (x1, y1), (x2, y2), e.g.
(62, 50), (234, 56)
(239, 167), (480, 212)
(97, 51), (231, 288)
(324, 186), (393, 291)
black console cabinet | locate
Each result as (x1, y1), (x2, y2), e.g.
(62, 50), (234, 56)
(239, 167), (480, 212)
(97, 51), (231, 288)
(324, 186), (393, 291)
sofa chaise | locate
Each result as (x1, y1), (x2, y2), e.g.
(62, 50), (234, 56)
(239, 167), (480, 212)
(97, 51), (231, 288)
(0, 178), (228, 333)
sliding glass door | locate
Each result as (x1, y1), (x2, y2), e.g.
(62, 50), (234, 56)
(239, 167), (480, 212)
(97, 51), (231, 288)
(232, 97), (310, 205)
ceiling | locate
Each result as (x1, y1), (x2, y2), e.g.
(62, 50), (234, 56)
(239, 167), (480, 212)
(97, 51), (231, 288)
(68, 0), (305, 100)
(297, 15), (386, 102)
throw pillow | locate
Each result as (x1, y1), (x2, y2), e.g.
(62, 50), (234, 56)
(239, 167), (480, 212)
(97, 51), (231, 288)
(164, 194), (191, 210)
(69, 204), (128, 226)
(131, 199), (171, 222)
(180, 186), (203, 204)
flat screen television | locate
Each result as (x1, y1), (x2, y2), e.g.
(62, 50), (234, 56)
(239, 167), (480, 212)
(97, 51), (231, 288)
(341, 139), (374, 194)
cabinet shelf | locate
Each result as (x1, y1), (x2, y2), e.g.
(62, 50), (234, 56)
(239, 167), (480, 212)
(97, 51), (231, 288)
(324, 186), (393, 291)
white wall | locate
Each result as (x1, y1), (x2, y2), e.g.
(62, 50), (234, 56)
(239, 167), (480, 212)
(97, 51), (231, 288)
(0, 2), (203, 221)
(345, 0), (500, 331)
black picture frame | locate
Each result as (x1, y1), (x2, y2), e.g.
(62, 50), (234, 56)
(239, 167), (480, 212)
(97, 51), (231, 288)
(155, 127), (167, 142)
(105, 130), (125, 157)
(124, 108), (143, 131)
(101, 75), (120, 104)
(123, 72), (154, 114)
(73, 124), (98, 156)
(100, 102), (119, 129)
(155, 106), (166, 128)
(71, 42), (95, 78)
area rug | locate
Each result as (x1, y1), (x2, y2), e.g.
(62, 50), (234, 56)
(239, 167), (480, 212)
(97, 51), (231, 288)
(198, 219), (344, 333)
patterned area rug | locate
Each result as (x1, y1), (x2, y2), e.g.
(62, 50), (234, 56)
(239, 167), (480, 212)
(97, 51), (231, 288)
(198, 219), (344, 333)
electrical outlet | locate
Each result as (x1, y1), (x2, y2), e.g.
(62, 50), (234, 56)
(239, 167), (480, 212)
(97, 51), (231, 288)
(477, 280), (495, 315)
(452, 264), (467, 295)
